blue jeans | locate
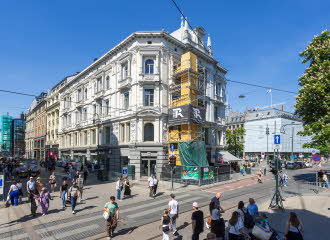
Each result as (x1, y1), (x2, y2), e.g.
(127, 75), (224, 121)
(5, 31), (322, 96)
(116, 189), (121, 200)
(71, 196), (77, 211)
(322, 181), (329, 188)
(61, 191), (67, 207)
(10, 190), (19, 206)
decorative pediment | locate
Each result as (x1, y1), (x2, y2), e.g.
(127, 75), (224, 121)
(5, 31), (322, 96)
(136, 108), (161, 117)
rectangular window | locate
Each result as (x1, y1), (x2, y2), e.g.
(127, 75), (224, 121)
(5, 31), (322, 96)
(126, 123), (130, 142)
(214, 106), (218, 121)
(120, 123), (125, 142)
(105, 100), (109, 115)
(105, 126), (110, 144)
(123, 92), (129, 110)
(216, 83), (221, 96)
(122, 63), (128, 79)
(97, 77), (102, 92)
(91, 130), (96, 145)
(93, 105), (97, 115)
(83, 108), (87, 121)
(144, 89), (154, 106)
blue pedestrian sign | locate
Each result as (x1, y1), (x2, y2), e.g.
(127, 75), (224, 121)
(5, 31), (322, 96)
(122, 167), (128, 175)
(274, 135), (281, 144)
(170, 144), (175, 153)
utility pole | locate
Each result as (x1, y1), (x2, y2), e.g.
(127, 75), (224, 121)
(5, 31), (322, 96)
(266, 124), (269, 164)
(291, 126), (294, 161)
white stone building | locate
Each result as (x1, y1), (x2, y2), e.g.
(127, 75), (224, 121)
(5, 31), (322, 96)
(57, 20), (227, 179)
(243, 109), (318, 159)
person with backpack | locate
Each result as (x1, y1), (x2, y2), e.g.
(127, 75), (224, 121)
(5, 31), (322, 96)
(191, 202), (204, 240)
(285, 212), (304, 240)
(210, 201), (225, 240)
(236, 201), (255, 233)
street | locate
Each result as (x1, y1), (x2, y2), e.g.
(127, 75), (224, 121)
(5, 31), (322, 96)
(1, 164), (329, 240)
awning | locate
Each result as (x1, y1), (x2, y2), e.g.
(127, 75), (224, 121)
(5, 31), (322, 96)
(218, 151), (241, 162)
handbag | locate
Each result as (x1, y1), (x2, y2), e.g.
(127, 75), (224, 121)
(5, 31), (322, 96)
(103, 211), (110, 220)
(252, 225), (272, 240)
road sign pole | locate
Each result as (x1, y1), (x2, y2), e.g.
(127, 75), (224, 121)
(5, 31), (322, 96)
(171, 166), (174, 191)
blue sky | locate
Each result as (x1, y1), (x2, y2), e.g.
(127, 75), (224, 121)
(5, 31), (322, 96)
(0, 0), (329, 117)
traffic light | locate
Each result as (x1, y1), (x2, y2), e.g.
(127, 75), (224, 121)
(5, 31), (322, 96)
(169, 156), (176, 167)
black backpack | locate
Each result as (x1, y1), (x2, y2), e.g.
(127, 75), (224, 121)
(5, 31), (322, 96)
(242, 210), (255, 229)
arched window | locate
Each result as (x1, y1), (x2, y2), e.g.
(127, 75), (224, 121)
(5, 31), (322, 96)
(144, 123), (154, 141)
(145, 59), (154, 74)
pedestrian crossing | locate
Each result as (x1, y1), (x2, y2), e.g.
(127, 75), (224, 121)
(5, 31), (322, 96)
(0, 191), (211, 240)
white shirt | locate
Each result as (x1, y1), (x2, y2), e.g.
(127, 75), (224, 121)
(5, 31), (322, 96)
(229, 219), (244, 235)
(10, 184), (18, 191)
(236, 208), (247, 222)
(148, 177), (154, 187)
(168, 199), (178, 215)
(116, 180), (122, 190)
(16, 183), (22, 189)
(289, 224), (302, 233)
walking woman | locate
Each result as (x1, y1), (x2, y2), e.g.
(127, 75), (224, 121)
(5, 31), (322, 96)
(210, 201), (225, 239)
(285, 212), (304, 240)
(59, 179), (69, 209)
(123, 177), (131, 199)
(36, 177), (44, 193)
(257, 169), (263, 183)
(103, 196), (120, 239)
(49, 171), (57, 192)
(160, 209), (171, 240)
(8, 180), (19, 206)
(227, 211), (250, 240)
(39, 187), (52, 216)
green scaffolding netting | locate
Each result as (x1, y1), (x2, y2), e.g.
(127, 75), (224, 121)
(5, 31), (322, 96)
(178, 141), (208, 167)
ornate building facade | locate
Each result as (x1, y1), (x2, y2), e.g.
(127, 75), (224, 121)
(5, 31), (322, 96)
(56, 20), (227, 179)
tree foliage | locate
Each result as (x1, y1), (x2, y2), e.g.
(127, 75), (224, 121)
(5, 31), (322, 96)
(226, 127), (245, 157)
(295, 30), (330, 154)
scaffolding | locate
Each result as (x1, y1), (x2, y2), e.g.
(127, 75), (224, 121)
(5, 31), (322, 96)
(168, 52), (206, 166)
(0, 115), (13, 152)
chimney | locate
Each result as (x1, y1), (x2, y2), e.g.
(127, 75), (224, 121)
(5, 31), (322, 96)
(281, 104), (284, 111)
(93, 58), (98, 62)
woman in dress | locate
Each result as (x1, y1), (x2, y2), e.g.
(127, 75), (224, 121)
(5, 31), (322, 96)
(39, 187), (52, 216)
(123, 177), (131, 199)
(49, 171), (57, 192)
(36, 177), (44, 193)
(285, 212), (304, 240)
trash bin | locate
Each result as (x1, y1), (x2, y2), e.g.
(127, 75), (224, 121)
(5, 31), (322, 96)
(246, 167), (252, 175)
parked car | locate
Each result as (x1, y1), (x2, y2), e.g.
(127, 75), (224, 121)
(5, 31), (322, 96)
(285, 161), (300, 170)
(14, 164), (29, 178)
(28, 164), (41, 177)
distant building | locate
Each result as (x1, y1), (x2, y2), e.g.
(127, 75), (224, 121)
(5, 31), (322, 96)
(11, 113), (26, 157)
(227, 109), (317, 160)
(0, 115), (13, 153)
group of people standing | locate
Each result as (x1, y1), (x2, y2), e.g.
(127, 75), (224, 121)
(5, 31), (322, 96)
(148, 175), (159, 198)
(115, 176), (131, 201)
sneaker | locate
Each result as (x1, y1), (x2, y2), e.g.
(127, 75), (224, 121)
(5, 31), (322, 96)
(72, 211), (76, 214)
(42, 214), (46, 216)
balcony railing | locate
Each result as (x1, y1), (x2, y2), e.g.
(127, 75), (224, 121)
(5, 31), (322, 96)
(139, 73), (160, 83)
(118, 77), (132, 89)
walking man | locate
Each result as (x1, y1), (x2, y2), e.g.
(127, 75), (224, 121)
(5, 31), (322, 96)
(26, 176), (36, 199)
(191, 202), (204, 240)
(168, 193), (179, 236)
(148, 175), (154, 198)
(103, 196), (120, 239)
(68, 181), (80, 214)
(77, 174), (84, 202)
(115, 177), (122, 201)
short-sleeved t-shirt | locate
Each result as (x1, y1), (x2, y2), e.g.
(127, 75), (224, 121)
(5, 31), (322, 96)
(211, 208), (221, 220)
(229, 219), (244, 235)
(191, 210), (204, 233)
(211, 196), (220, 208)
(168, 200), (178, 215)
(69, 186), (80, 197)
(104, 202), (119, 217)
(247, 203), (259, 217)
(148, 177), (154, 187)
(10, 184), (18, 191)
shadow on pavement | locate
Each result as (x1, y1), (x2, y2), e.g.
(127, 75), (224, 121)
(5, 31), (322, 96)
(292, 172), (315, 182)
(115, 226), (138, 236)
(76, 205), (97, 213)
(260, 208), (329, 239)
(85, 196), (99, 200)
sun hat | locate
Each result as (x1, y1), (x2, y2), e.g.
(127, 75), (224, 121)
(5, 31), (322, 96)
(192, 202), (199, 208)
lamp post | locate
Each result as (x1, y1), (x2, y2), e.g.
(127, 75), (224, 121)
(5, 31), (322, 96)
(93, 113), (101, 180)
(280, 122), (301, 161)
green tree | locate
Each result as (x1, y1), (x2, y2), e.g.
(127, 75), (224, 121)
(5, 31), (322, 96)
(295, 30), (330, 154)
(226, 127), (245, 157)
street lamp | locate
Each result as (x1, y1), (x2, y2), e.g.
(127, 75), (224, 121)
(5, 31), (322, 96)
(93, 113), (102, 180)
(280, 122), (301, 161)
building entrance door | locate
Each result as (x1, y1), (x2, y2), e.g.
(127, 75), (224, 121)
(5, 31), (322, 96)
(141, 159), (157, 177)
